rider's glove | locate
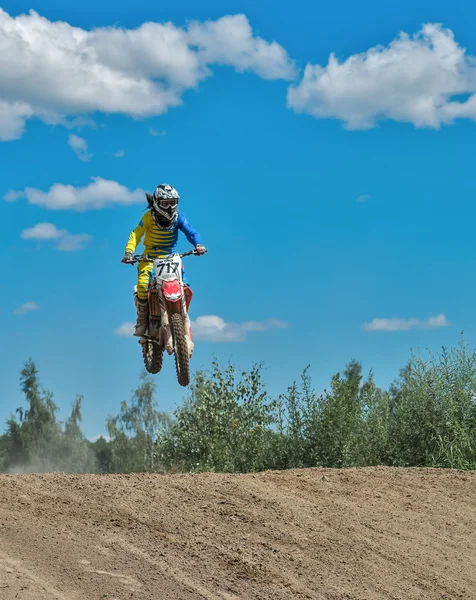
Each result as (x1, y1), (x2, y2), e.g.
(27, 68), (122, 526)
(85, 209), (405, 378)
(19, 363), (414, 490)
(195, 244), (207, 256)
(121, 252), (133, 264)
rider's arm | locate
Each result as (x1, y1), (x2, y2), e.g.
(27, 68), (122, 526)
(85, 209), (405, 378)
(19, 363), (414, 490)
(177, 213), (204, 247)
(125, 218), (145, 254)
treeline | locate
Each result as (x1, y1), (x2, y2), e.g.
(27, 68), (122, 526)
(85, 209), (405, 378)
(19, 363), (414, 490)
(1, 339), (476, 474)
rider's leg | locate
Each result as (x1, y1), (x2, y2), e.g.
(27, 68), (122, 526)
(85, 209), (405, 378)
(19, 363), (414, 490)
(134, 262), (153, 337)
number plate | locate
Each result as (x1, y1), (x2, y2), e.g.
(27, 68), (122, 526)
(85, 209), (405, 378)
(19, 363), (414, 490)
(153, 254), (182, 282)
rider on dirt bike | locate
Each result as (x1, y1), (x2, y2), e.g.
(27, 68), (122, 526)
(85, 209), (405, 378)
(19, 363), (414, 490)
(121, 184), (206, 337)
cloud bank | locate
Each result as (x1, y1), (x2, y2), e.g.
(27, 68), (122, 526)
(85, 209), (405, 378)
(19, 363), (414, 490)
(288, 24), (476, 129)
(0, 8), (296, 140)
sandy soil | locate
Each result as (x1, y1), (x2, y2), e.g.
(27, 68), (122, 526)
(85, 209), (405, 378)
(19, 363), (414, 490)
(0, 467), (475, 599)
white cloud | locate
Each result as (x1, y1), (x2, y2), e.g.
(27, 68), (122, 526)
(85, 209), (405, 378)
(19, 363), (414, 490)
(187, 14), (295, 80)
(67, 116), (97, 130)
(356, 194), (370, 203)
(6, 177), (144, 210)
(362, 313), (450, 332)
(426, 314), (451, 328)
(0, 8), (295, 140)
(55, 233), (92, 252)
(21, 222), (91, 251)
(192, 315), (288, 342)
(288, 23), (476, 129)
(4, 190), (25, 202)
(114, 316), (288, 341)
(0, 101), (33, 141)
(114, 149), (125, 158)
(114, 322), (135, 337)
(149, 128), (166, 137)
(14, 301), (40, 315)
(21, 222), (65, 240)
(68, 134), (91, 161)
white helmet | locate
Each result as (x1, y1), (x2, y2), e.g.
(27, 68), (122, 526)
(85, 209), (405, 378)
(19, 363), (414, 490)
(150, 183), (179, 228)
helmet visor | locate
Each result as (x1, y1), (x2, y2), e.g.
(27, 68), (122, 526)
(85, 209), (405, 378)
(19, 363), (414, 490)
(159, 198), (178, 208)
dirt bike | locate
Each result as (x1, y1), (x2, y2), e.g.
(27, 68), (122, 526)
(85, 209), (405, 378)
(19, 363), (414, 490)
(126, 249), (204, 387)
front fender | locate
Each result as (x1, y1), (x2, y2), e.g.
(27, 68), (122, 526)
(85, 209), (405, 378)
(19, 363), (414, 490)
(162, 280), (183, 314)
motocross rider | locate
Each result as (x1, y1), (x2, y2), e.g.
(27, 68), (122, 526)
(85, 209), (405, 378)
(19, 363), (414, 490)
(121, 184), (206, 337)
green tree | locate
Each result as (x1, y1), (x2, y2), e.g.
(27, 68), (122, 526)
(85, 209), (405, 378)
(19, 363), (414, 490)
(307, 360), (364, 468)
(1, 359), (97, 473)
(89, 436), (114, 474)
(357, 376), (391, 466)
(273, 367), (317, 469)
(106, 371), (172, 473)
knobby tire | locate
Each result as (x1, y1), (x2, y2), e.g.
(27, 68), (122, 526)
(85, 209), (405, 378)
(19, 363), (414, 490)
(142, 341), (164, 374)
(170, 312), (190, 387)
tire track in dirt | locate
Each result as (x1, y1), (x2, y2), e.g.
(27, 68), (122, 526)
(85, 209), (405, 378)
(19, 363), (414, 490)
(0, 550), (76, 600)
(0, 467), (475, 599)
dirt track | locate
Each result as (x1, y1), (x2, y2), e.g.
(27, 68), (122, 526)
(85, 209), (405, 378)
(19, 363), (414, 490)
(0, 467), (475, 600)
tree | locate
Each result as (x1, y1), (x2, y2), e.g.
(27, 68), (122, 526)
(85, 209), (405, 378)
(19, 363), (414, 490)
(106, 371), (172, 473)
(89, 435), (113, 474)
(1, 359), (97, 473)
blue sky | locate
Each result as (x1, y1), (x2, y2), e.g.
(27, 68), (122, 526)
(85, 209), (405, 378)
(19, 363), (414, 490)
(2, 0), (476, 438)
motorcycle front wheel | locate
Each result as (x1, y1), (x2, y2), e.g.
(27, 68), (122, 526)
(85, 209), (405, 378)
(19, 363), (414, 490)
(170, 312), (190, 387)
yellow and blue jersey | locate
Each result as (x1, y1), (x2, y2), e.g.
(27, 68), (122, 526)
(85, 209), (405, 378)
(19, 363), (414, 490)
(125, 211), (203, 257)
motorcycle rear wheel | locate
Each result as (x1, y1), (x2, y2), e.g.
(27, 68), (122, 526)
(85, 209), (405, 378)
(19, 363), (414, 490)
(142, 340), (164, 374)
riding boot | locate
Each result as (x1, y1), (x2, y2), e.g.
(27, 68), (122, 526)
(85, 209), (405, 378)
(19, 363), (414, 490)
(134, 297), (149, 337)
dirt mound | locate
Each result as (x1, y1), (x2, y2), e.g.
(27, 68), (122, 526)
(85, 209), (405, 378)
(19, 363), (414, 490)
(0, 467), (474, 599)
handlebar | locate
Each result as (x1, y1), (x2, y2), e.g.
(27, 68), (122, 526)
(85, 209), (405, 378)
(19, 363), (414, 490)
(124, 249), (205, 265)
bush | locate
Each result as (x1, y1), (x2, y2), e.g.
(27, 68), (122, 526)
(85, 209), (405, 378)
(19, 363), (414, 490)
(389, 340), (476, 469)
(157, 360), (276, 473)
